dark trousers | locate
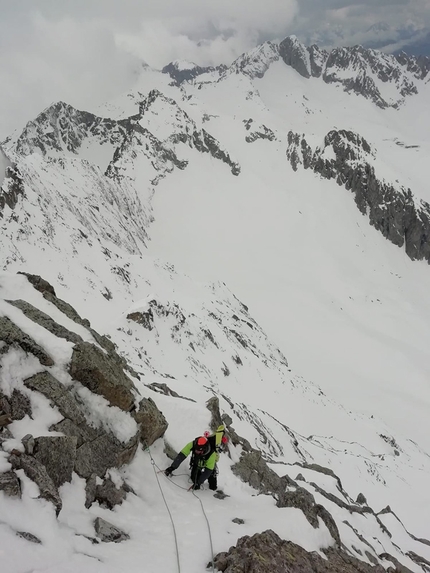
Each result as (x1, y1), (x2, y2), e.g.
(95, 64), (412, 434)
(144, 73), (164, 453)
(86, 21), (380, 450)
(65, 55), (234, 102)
(191, 465), (217, 490)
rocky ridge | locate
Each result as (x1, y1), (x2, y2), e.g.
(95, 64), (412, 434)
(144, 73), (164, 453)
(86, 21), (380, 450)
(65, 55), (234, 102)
(286, 129), (430, 263)
(215, 35), (429, 109)
(0, 272), (167, 537)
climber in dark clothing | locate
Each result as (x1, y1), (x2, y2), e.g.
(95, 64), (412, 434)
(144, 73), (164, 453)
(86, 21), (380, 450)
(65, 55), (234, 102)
(165, 436), (218, 490)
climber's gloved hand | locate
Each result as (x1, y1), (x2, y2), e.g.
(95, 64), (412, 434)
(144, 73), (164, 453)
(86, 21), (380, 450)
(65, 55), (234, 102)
(164, 466), (174, 477)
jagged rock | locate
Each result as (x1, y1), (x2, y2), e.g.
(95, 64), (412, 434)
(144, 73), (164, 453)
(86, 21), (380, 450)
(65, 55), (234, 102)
(286, 128), (430, 264)
(279, 36), (311, 78)
(0, 316), (54, 366)
(0, 413), (12, 428)
(50, 418), (101, 448)
(7, 300), (83, 344)
(0, 471), (21, 497)
(134, 397), (168, 447)
(0, 426), (13, 446)
(9, 389), (32, 420)
(21, 434), (35, 454)
(163, 440), (177, 461)
(95, 477), (127, 509)
(94, 517), (130, 543)
(232, 449), (293, 494)
(18, 272), (56, 297)
(34, 436), (77, 488)
(221, 413), (233, 427)
(24, 372), (86, 424)
(162, 61), (218, 85)
(74, 432), (139, 479)
(214, 530), (388, 573)
(357, 493), (367, 505)
(406, 550), (430, 571)
(85, 474), (97, 508)
(16, 531), (42, 544)
(146, 382), (195, 402)
(127, 309), (154, 330)
(232, 518), (244, 525)
(0, 163), (25, 215)
(9, 453), (62, 514)
(206, 396), (224, 431)
(295, 473), (305, 481)
(379, 553), (415, 573)
(69, 341), (136, 411)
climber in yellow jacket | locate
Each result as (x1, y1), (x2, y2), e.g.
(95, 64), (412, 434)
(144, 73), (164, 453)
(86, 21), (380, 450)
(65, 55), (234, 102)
(164, 426), (228, 490)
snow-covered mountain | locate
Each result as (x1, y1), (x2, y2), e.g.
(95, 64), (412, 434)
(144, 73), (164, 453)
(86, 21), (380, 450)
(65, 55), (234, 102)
(1, 35), (430, 573)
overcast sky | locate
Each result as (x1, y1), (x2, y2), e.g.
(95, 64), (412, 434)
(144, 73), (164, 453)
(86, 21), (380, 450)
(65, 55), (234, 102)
(0, 0), (429, 139)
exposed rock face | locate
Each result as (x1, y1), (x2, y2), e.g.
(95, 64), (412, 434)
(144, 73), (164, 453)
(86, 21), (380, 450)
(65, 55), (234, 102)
(9, 452), (63, 515)
(69, 341), (137, 411)
(162, 61), (222, 84)
(0, 315), (54, 366)
(243, 120), (276, 143)
(0, 273), (168, 515)
(214, 530), (394, 573)
(277, 36), (426, 108)
(226, 41), (280, 79)
(0, 471), (21, 497)
(0, 163), (25, 216)
(34, 436), (77, 487)
(138, 90), (240, 176)
(286, 129), (430, 264)
(134, 397), (168, 447)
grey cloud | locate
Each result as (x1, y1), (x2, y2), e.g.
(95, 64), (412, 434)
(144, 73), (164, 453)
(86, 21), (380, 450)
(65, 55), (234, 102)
(0, 0), (429, 138)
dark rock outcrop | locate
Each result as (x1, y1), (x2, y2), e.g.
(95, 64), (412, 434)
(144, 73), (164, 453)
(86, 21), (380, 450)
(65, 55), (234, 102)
(0, 163), (25, 216)
(9, 452), (62, 515)
(33, 436), (77, 488)
(69, 341), (136, 411)
(0, 316), (54, 366)
(278, 37), (425, 108)
(214, 530), (392, 573)
(287, 129), (430, 264)
(134, 397), (168, 447)
(94, 517), (130, 543)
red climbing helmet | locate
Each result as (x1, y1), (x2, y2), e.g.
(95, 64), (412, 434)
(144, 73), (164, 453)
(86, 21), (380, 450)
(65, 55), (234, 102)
(194, 436), (209, 455)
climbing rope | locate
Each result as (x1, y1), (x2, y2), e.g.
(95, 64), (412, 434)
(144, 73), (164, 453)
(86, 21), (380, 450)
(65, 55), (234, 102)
(145, 446), (182, 573)
(191, 489), (215, 573)
(147, 450), (216, 572)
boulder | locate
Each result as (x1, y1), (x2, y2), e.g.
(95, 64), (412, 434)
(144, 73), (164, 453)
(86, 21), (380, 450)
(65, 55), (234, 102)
(94, 517), (129, 543)
(134, 397), (168, 447)
(69, 342), (136, 411)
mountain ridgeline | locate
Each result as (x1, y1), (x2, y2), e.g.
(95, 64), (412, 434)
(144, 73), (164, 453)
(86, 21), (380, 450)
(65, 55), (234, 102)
(2, 36), (430, 265)
(0, 34), (430, 573)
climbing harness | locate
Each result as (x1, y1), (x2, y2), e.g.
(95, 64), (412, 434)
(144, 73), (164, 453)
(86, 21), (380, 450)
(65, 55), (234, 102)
(145, 444), (216, 573)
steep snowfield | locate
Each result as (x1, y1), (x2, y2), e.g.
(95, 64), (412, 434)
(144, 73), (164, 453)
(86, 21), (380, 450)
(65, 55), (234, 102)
(1, 38), (430, 572)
